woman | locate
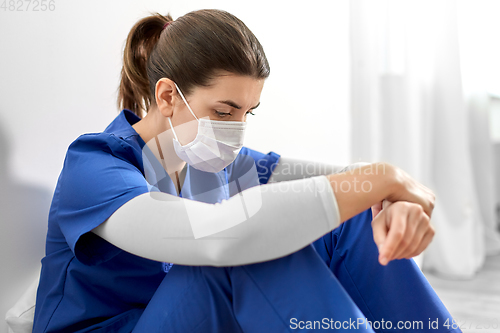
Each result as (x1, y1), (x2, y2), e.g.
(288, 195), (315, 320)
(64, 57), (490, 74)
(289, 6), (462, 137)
(33, 9), (460, 333)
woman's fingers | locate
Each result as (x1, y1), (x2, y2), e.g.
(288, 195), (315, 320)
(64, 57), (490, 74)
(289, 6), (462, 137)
(371, 199), (392, 220)
(407, 225), (435, 258)
(371, 201), (435, 265)
(372, 205), (407, 265)
(401, 211), (431, 258)
(392, 204), (423, 259)
(371, 210), (388, 262)
(370, 165), (437, 265)
(379, 206), (407, 265)
(371, 201), (383, 219)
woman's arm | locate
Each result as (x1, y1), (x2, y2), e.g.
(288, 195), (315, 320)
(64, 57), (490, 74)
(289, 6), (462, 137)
(269, 157), (377, 219)
(92, 162), (434, 266)
(93, 175), (340, 266)
(268, 156), (370, 183)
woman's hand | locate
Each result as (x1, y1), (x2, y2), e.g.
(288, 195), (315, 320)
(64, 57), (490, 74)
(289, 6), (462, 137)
(328, 162), (435, 223)
(385, 166), (436, 218)
(371, 200), (435, 265)
(371, 201), (384, 220)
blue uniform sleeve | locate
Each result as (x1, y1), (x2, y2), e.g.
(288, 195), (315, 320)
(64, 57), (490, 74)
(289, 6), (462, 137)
(53, 133), (150, 265)
(236, 147), (281, 184)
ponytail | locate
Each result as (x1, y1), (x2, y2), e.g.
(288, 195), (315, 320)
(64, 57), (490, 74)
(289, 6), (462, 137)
(117, 13), (172, 118)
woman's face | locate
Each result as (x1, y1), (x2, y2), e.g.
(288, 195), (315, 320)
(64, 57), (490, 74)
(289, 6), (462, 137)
(170, 72), (265, 144)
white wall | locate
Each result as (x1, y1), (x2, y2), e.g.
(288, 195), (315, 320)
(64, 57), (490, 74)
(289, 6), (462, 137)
(0, 1), (350, 330)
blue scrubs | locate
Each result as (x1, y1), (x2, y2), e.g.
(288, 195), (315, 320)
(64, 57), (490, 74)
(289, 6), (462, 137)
(33, 109), (461, 332)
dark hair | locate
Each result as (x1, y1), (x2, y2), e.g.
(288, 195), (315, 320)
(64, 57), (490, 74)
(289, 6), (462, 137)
(117, 9), (270, 117)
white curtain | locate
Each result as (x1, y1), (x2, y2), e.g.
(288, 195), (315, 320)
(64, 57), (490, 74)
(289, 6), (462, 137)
(350, 0), (500, 278)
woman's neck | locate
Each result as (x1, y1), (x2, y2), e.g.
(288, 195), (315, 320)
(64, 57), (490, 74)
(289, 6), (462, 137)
(133, 109), (187, 193)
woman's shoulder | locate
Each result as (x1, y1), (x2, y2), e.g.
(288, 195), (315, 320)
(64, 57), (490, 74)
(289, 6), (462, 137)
(64, 130), (143, 167)
(68, 132), (131, 154)
(66, 110), (143, 157)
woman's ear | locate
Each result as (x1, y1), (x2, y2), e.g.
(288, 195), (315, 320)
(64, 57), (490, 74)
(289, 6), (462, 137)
(155, 78), (177, 118)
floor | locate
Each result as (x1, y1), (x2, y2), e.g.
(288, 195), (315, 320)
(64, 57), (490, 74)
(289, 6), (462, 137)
(423, 253), (500, 333)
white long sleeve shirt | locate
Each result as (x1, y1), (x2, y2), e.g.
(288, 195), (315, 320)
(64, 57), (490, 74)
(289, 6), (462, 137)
(93, 157), (369, 266)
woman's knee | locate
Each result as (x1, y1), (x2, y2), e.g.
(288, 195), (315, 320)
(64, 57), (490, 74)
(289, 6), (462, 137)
(134, 265), (240, 332)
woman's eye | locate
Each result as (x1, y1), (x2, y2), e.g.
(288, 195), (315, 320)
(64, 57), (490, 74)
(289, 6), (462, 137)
(246, 111), (255, 116)
(215, 111), (230, 118)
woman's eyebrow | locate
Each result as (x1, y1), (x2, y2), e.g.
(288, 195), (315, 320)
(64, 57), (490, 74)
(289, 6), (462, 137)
(217, 100), (261, 110)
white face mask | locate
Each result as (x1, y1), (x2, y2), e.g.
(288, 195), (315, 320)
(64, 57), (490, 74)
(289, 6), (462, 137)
(167, 83), (246, 173)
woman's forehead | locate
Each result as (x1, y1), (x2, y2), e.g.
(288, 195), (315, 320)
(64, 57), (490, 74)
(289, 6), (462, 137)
(193, 73), (264, 106)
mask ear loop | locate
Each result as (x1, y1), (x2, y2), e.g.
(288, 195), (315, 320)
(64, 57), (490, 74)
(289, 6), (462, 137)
(156, 128), (182, 195)
(167, 82), (195, 142)
(174, 82), (199, 121)
(167, 117), (179, 141)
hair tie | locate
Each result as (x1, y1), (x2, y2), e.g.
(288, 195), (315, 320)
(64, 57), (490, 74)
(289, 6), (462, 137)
(163, 22), (171, 30)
